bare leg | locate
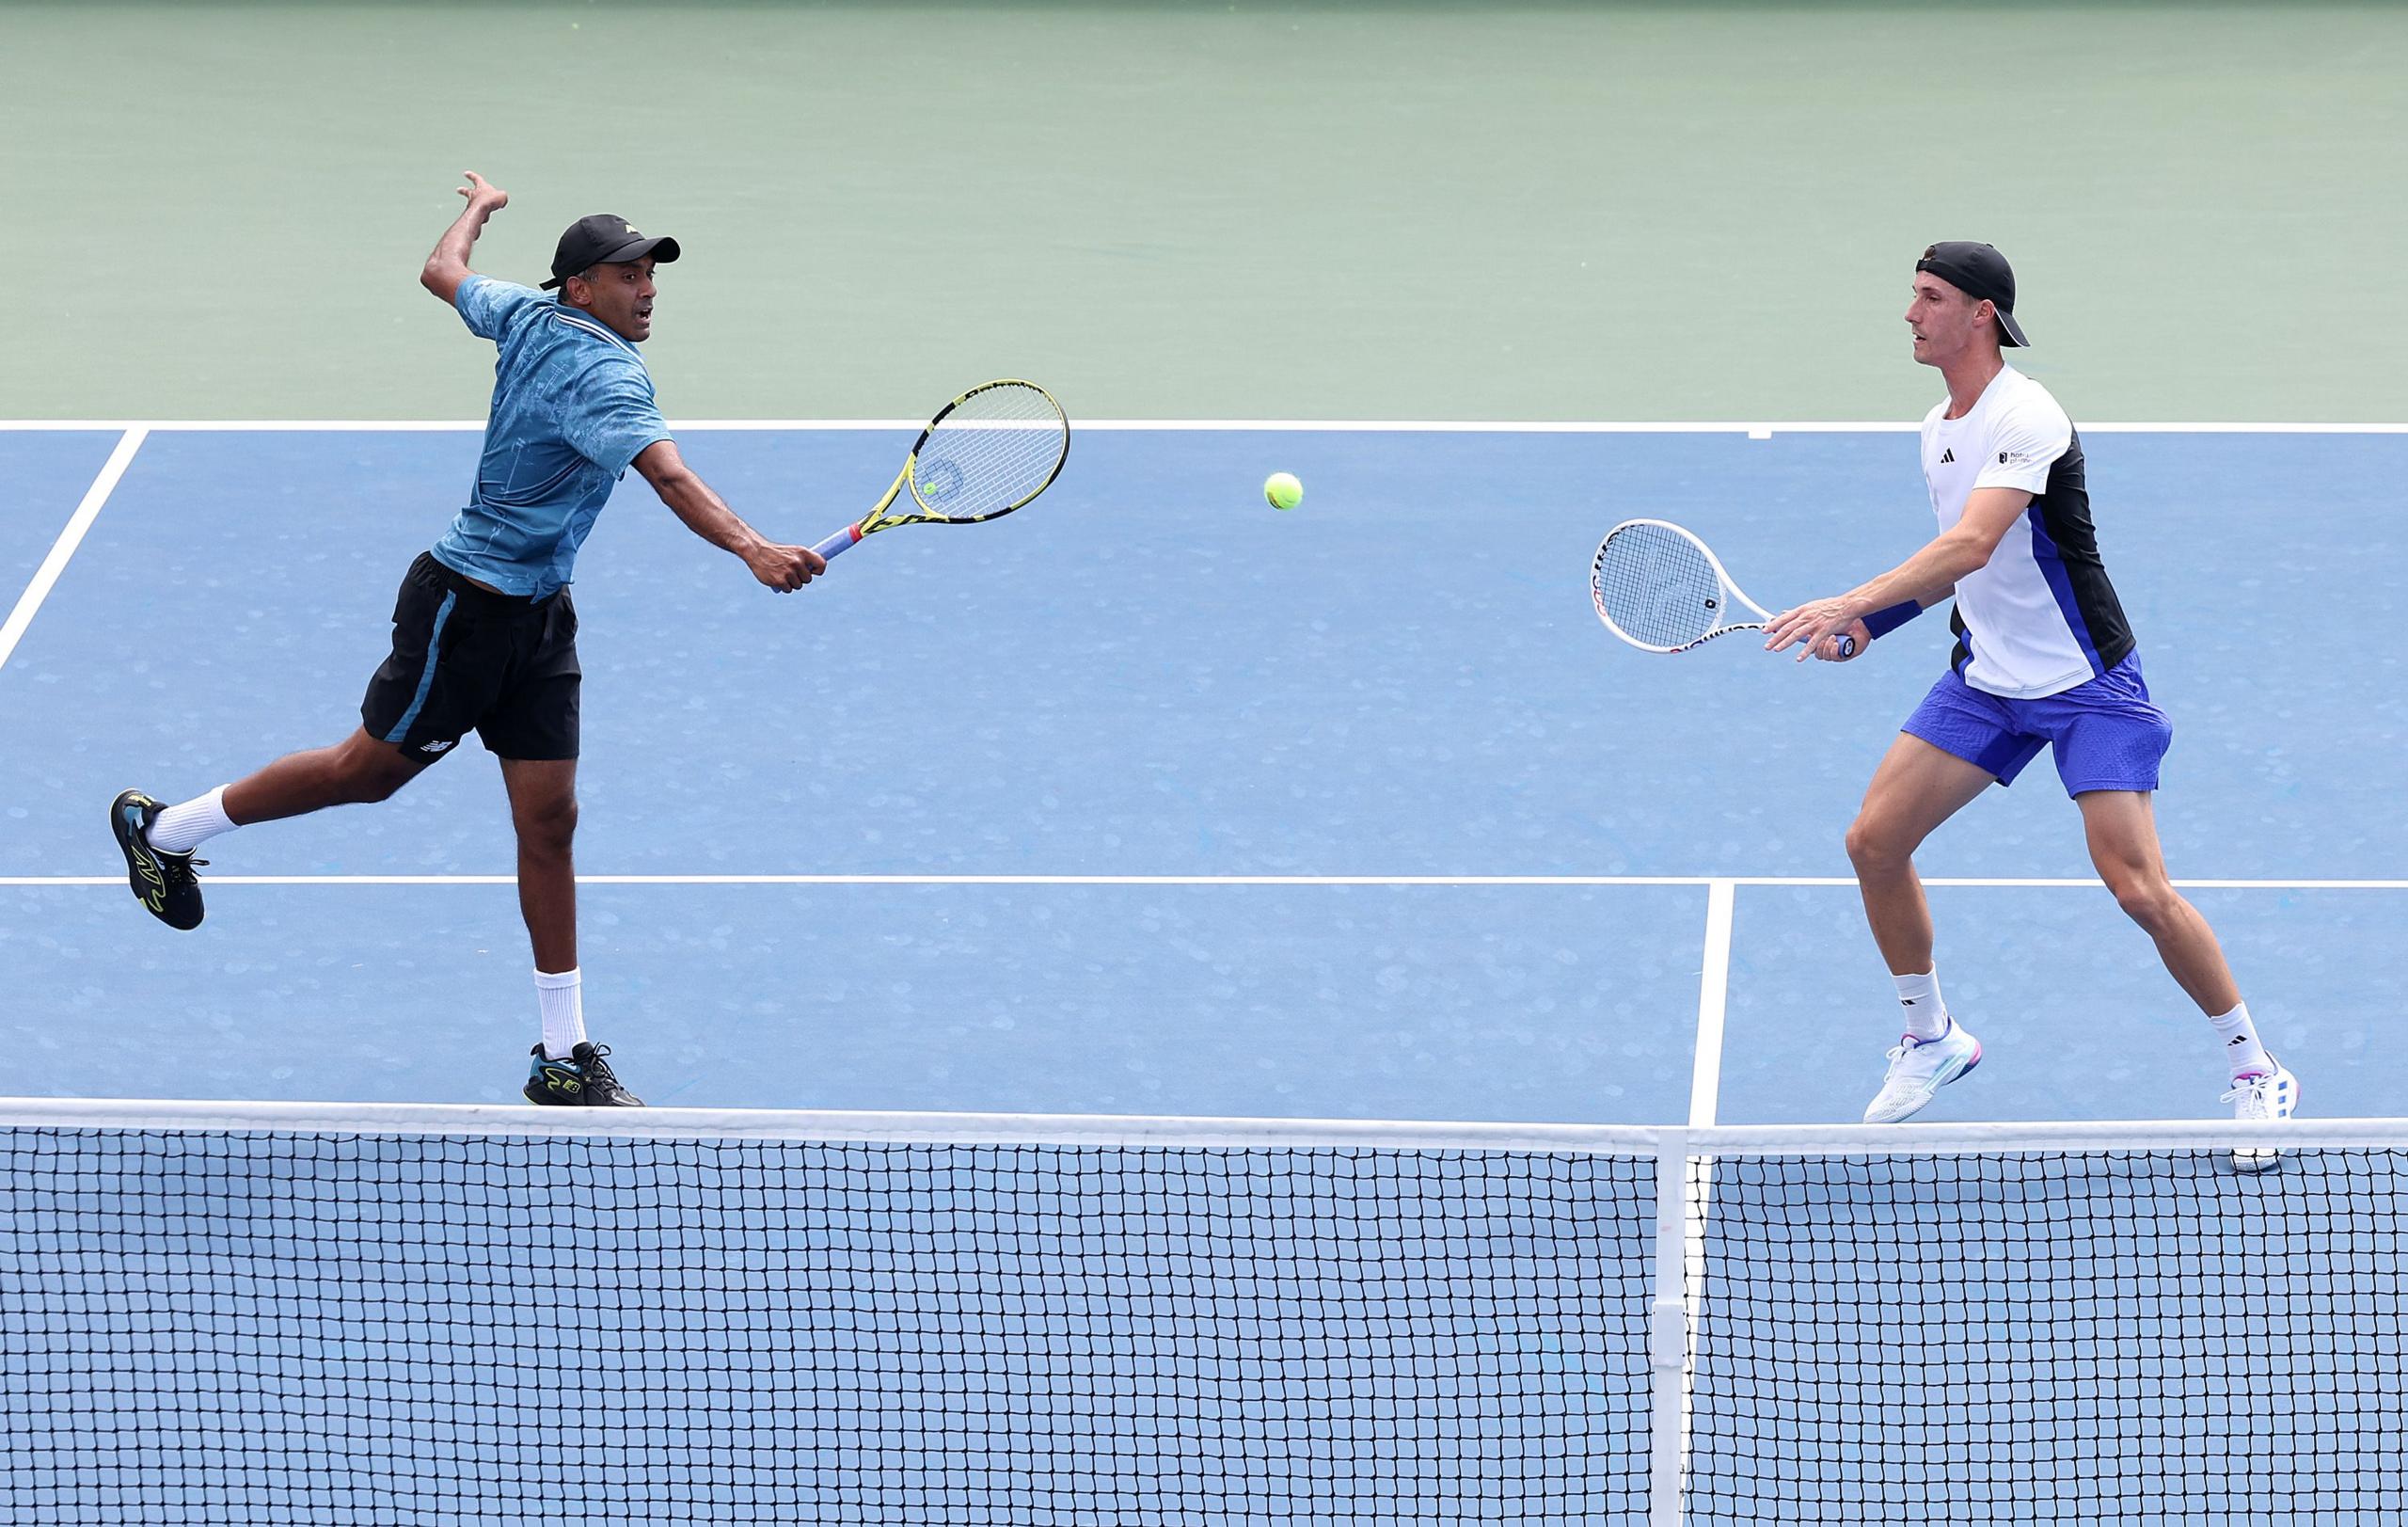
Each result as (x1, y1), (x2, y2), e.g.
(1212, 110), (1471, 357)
(222, 727), (430, 825)
(499, 756), (578, 974)
(2077, 789), (2242, 1014)
(1844, 733), (2000, 974)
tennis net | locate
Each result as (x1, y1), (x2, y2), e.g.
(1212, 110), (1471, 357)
(1, 1101), (2400, 1525)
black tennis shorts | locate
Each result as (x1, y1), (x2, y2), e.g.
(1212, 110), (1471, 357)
(360, 551), (581, 762)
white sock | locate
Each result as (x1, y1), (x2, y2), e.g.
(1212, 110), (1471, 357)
(1893, 969), (1949, 1042)
(146, 786), (236, 855)
(536, 967), (586, 1060)
(2210, 1001), (2272, 1079)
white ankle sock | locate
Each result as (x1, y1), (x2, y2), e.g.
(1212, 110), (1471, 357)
(1893, 969), (1949, 1042)
(536, 967), (586, 1060)
(2210, 1001), (2272, 1079)
(147, 786), (236, 855)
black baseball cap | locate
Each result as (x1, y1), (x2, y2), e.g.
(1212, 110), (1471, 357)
(540, 214), (681, 291)
(1915, 241), (2028, 347)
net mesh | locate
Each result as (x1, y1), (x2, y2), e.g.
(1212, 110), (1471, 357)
(1685, 1147), (2407, 1525)
(0, 1125), (1653, 1525)
(1591, 521), (1730, 649)
(910, 382), (1069, 521)
(4, 1112), (2403, 1525)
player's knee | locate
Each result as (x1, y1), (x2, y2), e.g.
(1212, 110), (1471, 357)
(342, 752), (420, 804)
(325, 732), (424, 804)
(514, 794), (578, 857)
(1845, 814), (1905, 874)
(2107, 874), (2181, 934)
(352, 771), (405, 805)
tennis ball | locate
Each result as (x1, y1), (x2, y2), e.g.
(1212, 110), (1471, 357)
(1263, 472), (1304, 510)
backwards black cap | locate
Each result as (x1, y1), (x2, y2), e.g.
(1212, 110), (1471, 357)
(1915, 241), (2027, 348)
(541, 214), (681, 291)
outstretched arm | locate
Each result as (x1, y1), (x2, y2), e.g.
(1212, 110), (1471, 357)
(633, 440), (826, 592)
(420, 171), (509, 304)
(1763, 487), (2033, 661)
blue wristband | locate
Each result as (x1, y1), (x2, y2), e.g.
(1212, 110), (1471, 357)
(1862, 600), (1924, 640)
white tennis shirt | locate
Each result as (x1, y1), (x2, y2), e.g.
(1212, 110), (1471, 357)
(1919, 366), (2134, 698)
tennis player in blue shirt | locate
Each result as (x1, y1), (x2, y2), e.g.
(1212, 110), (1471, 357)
(110, 172), (822, 1106)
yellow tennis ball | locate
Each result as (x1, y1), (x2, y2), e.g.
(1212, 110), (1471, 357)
(1263, 472), (1304, 510)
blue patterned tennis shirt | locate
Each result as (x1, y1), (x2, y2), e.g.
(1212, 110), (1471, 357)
(429, 276), (673, 598)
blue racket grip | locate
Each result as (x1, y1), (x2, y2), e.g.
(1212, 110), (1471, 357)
(1838, 634), (1859, 659)
(811, 525), (862, 563)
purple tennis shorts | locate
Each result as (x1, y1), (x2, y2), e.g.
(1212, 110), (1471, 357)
(1903, 652), (2172, 796)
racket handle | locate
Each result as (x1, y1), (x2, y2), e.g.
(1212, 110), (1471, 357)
(811, 525), (863, 562)
(1838, 634), (1859, 659)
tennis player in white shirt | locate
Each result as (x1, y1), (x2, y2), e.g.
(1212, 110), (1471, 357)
(1763, 243), (2297, 1139)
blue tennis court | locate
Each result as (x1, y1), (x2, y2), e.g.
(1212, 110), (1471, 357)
(5, 422), (2400, 1124)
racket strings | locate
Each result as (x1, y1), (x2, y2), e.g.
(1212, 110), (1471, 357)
(1592, 522), (1727, 648)
(911, 383), (1069, 521)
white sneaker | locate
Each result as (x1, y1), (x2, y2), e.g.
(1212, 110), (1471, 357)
(1862, 1018), (1983, 1123)
(2224, 1058), (2300, 1173)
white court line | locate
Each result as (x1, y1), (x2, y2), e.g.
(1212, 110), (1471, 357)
(0, 421), (484, 433)
(1688, 880), (1736, 1130)
(6, 873), (2405, 889)
(0, 428), (148, 676)
(0, 420), (2401, 434)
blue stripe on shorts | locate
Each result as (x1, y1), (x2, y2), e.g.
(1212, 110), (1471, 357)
(1902, 651), (2171, 796)
(382, 591), (458, 744)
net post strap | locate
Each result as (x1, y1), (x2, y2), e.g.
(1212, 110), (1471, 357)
(1647, 1128), (1691, 1527)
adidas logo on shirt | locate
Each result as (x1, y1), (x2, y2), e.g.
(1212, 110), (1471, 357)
(1940, 449), (1954, 463)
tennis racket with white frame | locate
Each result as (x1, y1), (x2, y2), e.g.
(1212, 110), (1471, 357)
(811, 379), (1069, 566)
(1590, 517), (1856, 658)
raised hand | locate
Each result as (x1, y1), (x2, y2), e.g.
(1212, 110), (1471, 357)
(455, 170), (509, 213)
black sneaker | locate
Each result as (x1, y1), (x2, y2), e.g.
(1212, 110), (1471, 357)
(109, 789), (206, 931)
(523, 1042), (645, 1106)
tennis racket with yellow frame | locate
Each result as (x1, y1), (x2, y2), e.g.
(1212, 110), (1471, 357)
(811, 380), (1069, 565)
